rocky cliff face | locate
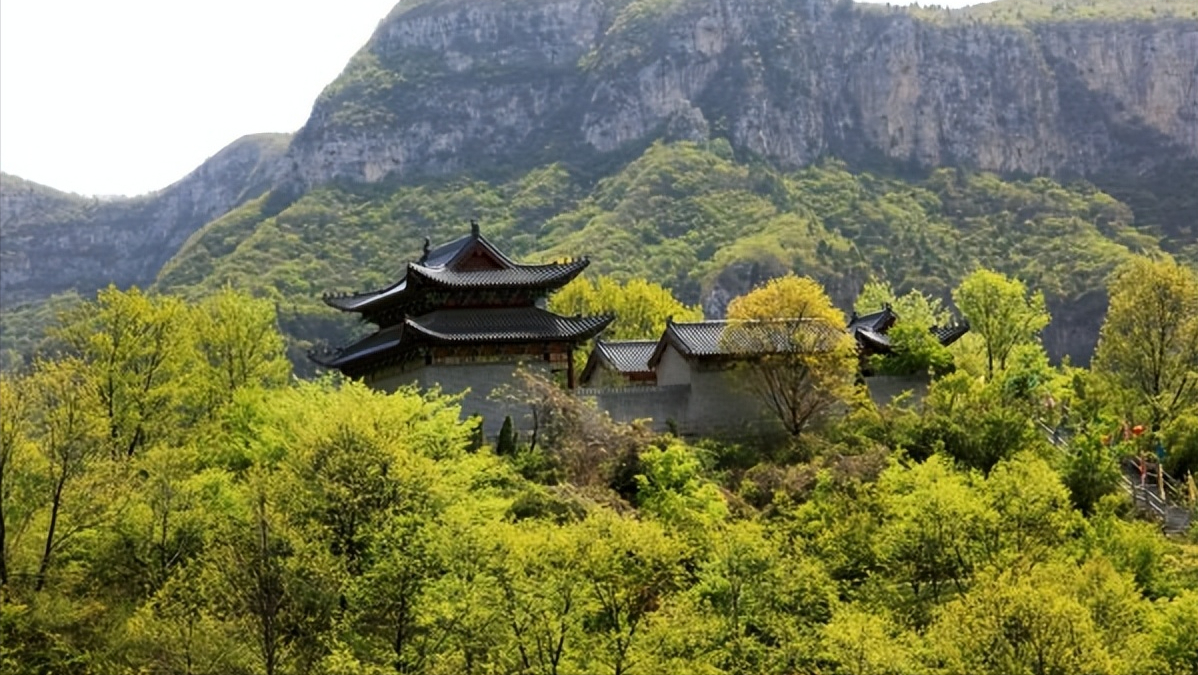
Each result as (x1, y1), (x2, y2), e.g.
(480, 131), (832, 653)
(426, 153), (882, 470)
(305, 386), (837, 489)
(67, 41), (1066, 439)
(286, 0), (1198, 187)
(0, 133), (290, 305)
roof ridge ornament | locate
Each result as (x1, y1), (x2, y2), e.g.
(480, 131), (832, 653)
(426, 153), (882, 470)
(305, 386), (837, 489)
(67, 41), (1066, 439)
(470, 219), (480, 237)
(420, 236), (431, 263)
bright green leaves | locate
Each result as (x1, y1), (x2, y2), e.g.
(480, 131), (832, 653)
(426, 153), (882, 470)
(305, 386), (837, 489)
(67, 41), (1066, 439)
(855, 281), (954, 376)
(550, 275), (702, 341)
(952, 269), (1050, 380)
(1093, 256), (1198, 432)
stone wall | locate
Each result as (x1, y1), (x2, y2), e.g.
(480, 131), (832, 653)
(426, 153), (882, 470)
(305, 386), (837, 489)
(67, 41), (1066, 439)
(579, 385), (689, 434)
(367, 359), (933, 441)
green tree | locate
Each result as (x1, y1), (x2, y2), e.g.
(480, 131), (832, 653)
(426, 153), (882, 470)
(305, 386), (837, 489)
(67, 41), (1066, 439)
(822, 606), (926, 675)
(496, 416), (517, 456)
(53, 286), (194, 458)
(928, 563), (1118, 675)
(0, 373), (32, 588)
(877, 455), (993, 613)
(26, 358), (105, 592)
(1093, 257), (1198, 433)
(854, 281), (953, 375)
(725, 274), (859, 438)
(952, 269), (1049, 379)
(1149, 590), (1198, 675)
(577, 512), (684, 675)
(191, 287), (291, 417)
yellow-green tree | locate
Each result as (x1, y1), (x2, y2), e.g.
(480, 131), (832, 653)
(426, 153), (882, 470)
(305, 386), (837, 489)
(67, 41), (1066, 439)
(725, 274), (858, 438)
(191, 287), (291, 418)
(1093, 257), (1198, 432)
(549, 276), (702, 340)
(53, 286), (194, 458)
(952, 269), (1049, 379)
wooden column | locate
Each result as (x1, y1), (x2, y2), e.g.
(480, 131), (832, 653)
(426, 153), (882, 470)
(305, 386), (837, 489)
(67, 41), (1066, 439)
(567, 347), (575, 390)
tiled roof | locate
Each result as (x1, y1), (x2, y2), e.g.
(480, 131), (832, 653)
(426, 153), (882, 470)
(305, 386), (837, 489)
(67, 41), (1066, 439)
(932, 321), (971, 347)
(312, 307), (613, 371)
(309, 324), (406, 367)
(848, 306), (898, 333)
(649, 319), (845, 366)
(854, 328), (892, 351)
(593, 340), (657, 373)
(405, 307), (613, 343)
(408, 258), (589, 289)
(321, 227), (587, 314)
(422, 230), (517, 268)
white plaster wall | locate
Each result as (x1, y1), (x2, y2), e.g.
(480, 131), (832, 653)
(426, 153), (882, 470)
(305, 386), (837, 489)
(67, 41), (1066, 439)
(686, 368), (777, 434)
(655, 345), (692, 386)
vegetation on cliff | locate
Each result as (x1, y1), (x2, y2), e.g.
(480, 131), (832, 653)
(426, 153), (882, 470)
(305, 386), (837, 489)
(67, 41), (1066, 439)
(136, 141), (1165, 365)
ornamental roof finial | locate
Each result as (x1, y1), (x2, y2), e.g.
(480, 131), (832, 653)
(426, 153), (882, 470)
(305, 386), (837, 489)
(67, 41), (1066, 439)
(420, 236), (431, 263)
(470, 219), (480, 237)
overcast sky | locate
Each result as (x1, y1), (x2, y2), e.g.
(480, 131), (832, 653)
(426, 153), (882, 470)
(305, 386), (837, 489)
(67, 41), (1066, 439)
(0, 0), (986, 197)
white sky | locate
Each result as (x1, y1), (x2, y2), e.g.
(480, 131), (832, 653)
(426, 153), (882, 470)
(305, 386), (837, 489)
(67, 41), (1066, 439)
(1, 0), (399, 197)
(0, 0), (986, 197)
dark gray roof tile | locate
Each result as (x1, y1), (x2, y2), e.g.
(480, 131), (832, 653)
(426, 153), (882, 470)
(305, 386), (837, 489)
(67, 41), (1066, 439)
(594, 340), (657, 373)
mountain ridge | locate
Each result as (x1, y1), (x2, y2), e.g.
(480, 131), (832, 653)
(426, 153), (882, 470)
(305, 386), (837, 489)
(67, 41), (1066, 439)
(2, 0), (1196, 366)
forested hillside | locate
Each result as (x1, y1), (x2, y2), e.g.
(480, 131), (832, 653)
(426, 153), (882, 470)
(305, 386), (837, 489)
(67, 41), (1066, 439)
(141, 141), (1166, 366)
(3, 261), (1198, 674)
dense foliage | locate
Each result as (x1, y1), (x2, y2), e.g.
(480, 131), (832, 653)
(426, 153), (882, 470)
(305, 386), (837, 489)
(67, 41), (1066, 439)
(2, 271), (1197, 674)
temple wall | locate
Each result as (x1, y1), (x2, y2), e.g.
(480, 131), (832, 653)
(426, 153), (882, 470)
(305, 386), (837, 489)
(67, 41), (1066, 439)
(582, 363), (776, 437)
(685, 368), (776, 435)
(366, 359), (931, 442)
(655, 346), (691, 386)
(372, 360), (551, 437)
(580, 385), (690, 433)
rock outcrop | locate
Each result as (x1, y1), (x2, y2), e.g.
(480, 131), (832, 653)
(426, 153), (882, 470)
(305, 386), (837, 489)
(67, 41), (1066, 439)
(0, 133), (290, 304)
(286, 0), (1198, 187)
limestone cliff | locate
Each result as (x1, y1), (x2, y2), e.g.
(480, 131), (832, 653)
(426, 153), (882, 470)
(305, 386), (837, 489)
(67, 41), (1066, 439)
(286, 0), (1197, 187)
(0, 133), (290, 305)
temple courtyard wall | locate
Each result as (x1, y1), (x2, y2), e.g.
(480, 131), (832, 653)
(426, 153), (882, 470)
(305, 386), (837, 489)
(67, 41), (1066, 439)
(370, 363), (932, 440)
(370, 361), (552, 437)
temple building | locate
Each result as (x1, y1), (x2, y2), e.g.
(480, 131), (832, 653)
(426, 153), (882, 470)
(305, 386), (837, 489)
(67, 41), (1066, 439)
(312, 222), (613, 433)
(314, 224), (971, 438)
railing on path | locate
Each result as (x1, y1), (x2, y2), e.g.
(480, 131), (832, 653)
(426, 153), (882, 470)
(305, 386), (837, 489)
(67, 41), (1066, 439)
(1037, 421), (1192, 535)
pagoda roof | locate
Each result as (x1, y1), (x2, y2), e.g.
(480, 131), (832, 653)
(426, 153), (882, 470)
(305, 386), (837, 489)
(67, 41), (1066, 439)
(850, 306), (971, 354)
(323, 258), (590, 312)
(648, 318), (845, 367)
(312, 307), (614, 371)
(321, 224), (589, 316)
(847, 305), (899, 334)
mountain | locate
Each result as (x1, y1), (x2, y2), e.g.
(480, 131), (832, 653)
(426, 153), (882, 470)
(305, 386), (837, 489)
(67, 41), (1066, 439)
(288, 0), (1197, 186)
(2, 0), (1196, 366)
(0, 133), (291, 305)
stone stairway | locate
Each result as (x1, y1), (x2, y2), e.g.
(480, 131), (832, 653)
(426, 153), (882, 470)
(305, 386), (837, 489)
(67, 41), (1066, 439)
(1119, 458), (1193, 536)
(1040, 423), (1193, 536)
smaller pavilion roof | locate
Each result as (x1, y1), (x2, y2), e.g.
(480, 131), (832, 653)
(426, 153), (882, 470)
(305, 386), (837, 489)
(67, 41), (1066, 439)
(580, 339), (657, 384)
(931, 321), (971, 347)
(848, 305), (898, 334)
(648, 318), (845, 368)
